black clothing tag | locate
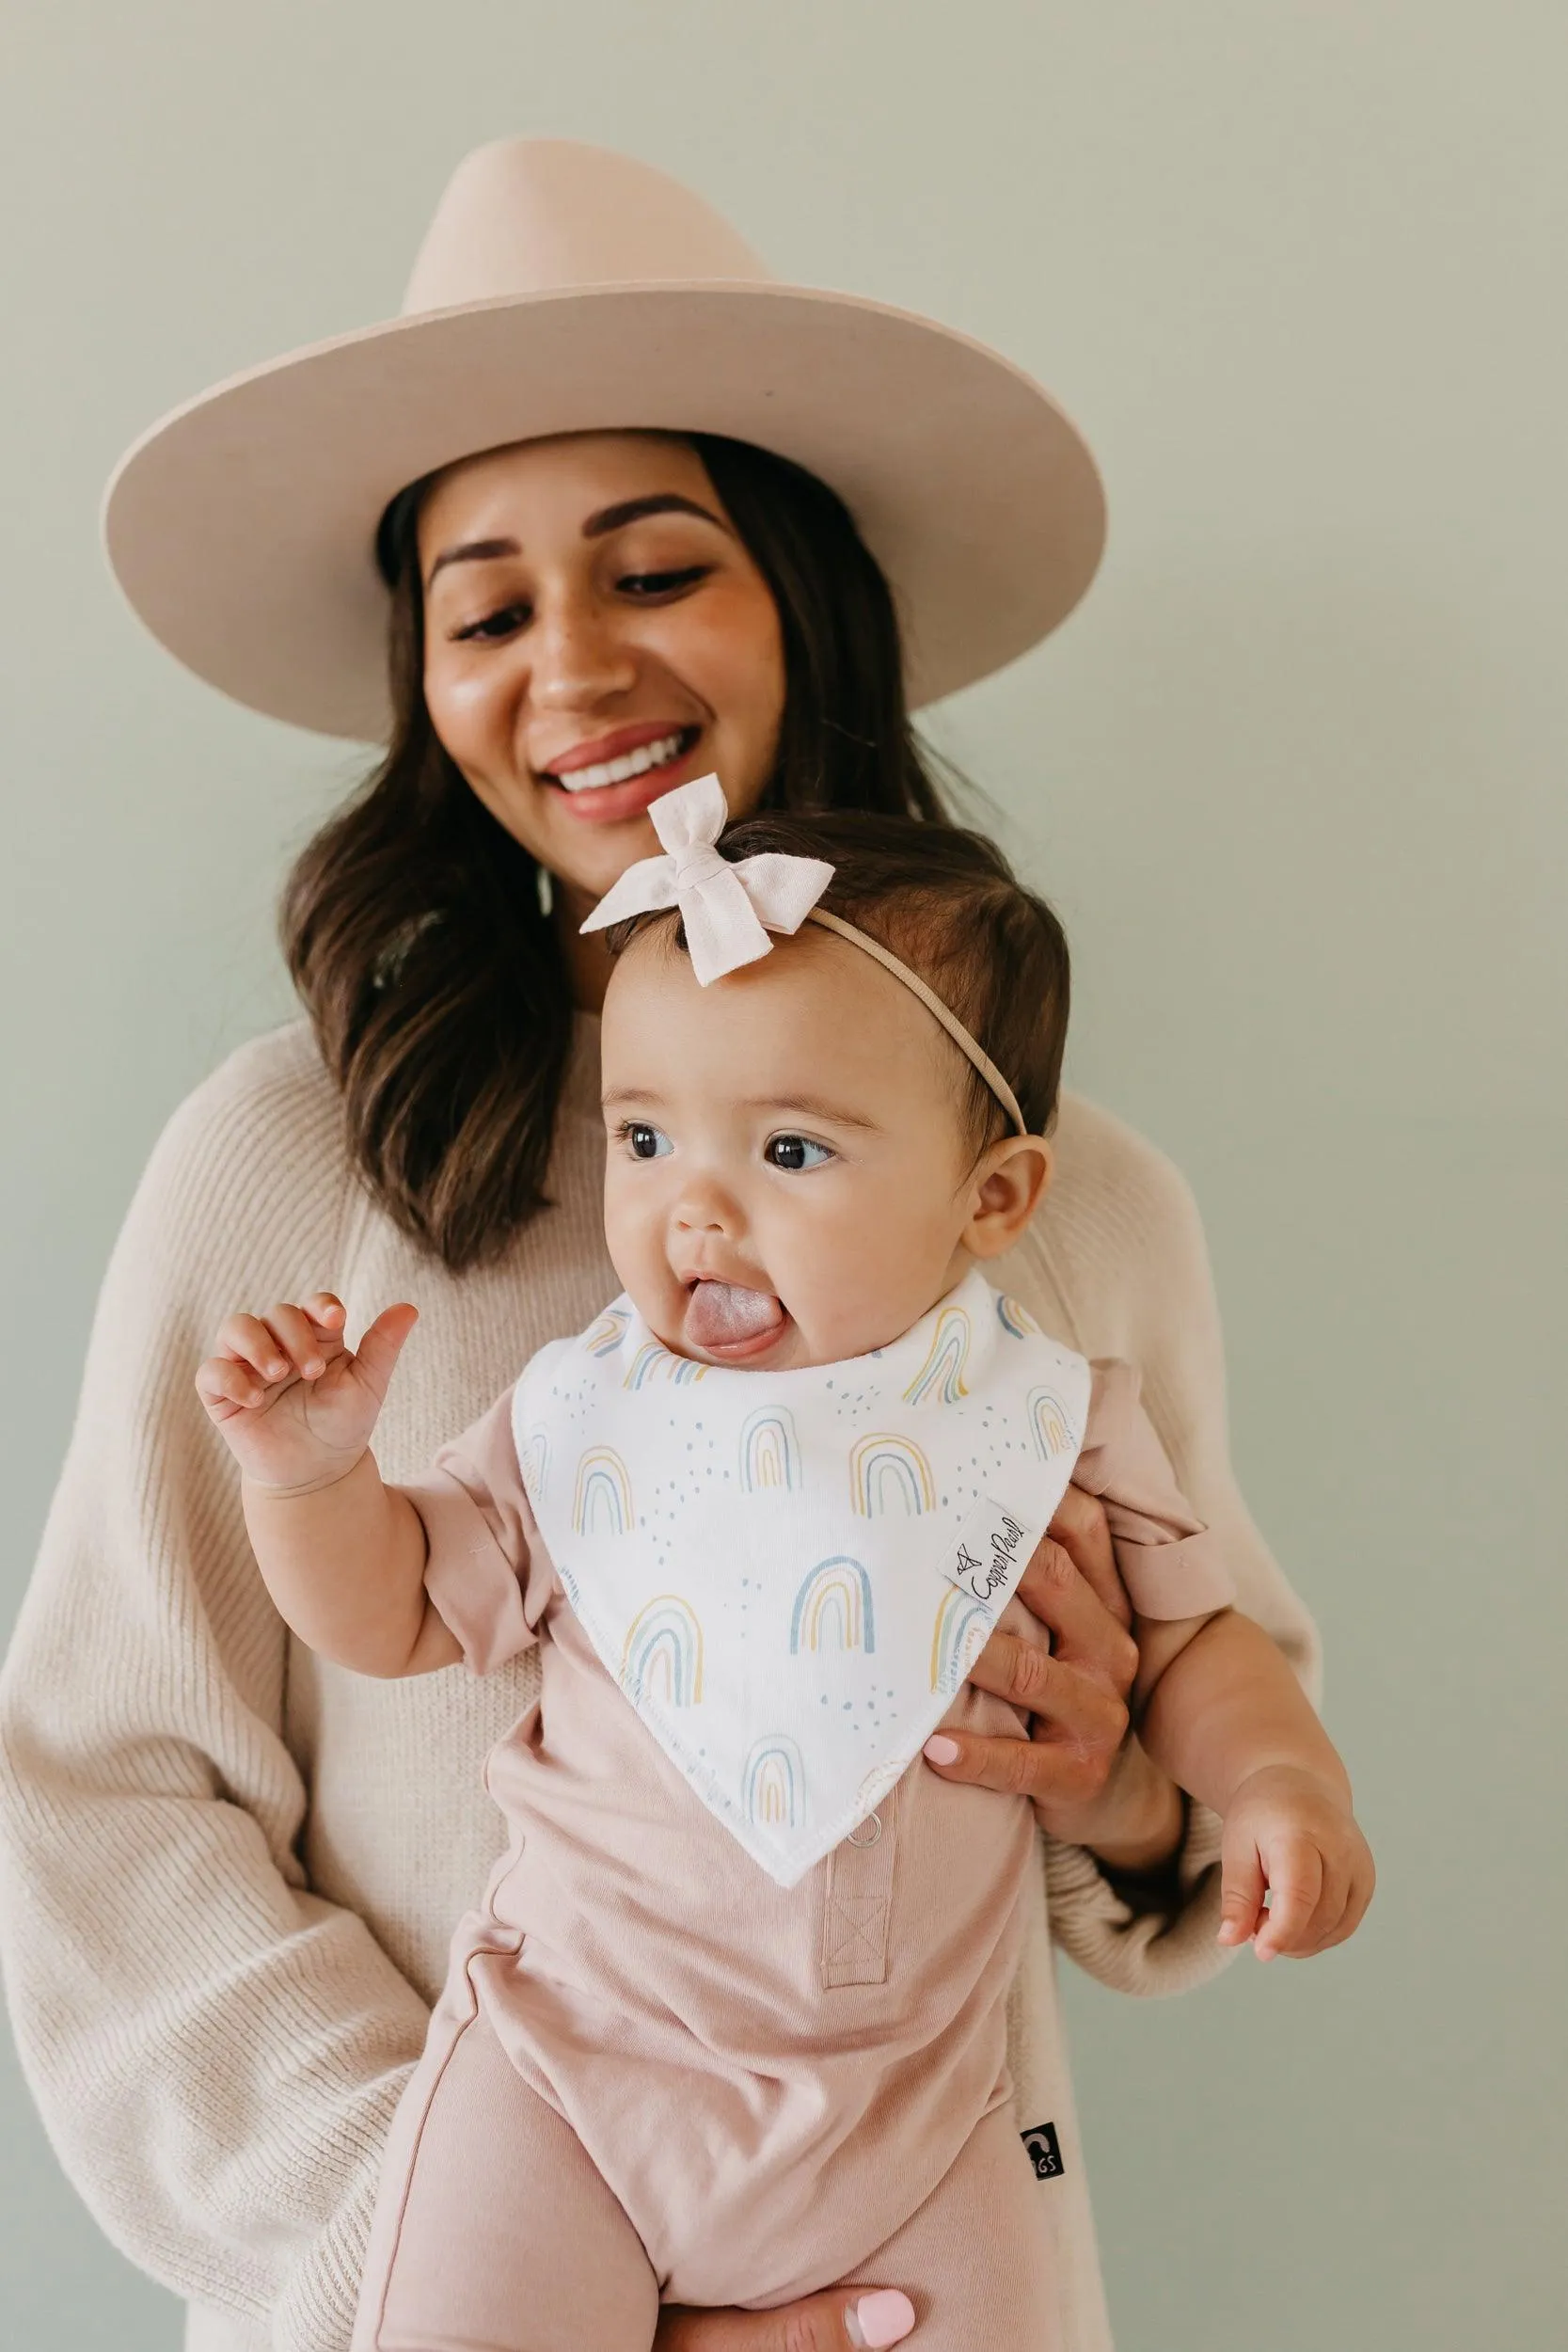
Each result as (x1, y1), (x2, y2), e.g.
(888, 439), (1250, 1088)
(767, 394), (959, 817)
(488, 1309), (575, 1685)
(1021, 2120), (1064, 2179)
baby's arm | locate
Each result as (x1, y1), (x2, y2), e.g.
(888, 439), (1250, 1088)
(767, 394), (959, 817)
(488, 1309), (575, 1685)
(1082, 1361), (1374, 1960)
(1132, 1612), (1370, 1958)
(1132, 1608), (1349, 1804)
(195, 1292), (462, 1677)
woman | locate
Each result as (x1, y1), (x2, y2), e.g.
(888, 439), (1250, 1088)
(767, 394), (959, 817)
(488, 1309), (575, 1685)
(0, 140), (1322, 2352)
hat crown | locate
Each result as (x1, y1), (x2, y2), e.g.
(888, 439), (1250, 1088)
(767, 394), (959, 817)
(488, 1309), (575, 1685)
(402, 137), (775, 315)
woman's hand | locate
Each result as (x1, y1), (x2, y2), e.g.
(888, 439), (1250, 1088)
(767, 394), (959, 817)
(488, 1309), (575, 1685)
(657, 2286), (916, 2349)
(194, 1291), (419, 1494)
(922, 1486), (1187, 1869)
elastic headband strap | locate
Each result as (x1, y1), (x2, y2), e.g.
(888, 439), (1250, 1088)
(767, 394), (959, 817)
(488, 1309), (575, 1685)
(804, 908), (1028, 1138)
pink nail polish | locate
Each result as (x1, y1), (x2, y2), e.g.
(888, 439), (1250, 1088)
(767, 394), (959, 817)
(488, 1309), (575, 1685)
(923, 1735), (959, 1765)
(848, 2289), (916, 2347)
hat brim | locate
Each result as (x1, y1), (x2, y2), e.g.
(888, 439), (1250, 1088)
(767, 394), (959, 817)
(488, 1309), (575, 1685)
(103, 280), (1106, 739)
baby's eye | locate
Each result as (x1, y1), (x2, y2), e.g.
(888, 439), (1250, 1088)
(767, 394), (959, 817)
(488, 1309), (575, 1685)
(765, 1134), (833, 1172)
(622, 1120), (673, 1160)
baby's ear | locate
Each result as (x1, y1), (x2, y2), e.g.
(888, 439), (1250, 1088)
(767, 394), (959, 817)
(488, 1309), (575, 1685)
(963, 1136), (1053, 1258)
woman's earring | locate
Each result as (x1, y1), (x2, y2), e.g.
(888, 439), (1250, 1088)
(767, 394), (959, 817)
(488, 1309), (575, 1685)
(535, 865), (555, 918)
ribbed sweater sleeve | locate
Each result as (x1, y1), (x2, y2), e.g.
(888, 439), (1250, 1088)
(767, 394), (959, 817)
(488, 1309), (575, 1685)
(1025, 1093), (1324, 1996)
(0, 1035), (429, 2346)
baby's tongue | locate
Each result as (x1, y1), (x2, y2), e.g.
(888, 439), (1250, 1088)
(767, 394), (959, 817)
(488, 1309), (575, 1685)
(684, 1279), (785, 1354)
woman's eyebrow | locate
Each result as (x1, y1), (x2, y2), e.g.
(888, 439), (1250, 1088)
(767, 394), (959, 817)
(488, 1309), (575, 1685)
(425, 536), (519, 587)
(582, 492), (732, 540)
(425, 496), (729, 588)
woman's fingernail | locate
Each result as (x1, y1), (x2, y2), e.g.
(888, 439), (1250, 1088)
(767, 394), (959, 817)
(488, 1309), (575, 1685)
(847, 2289), (916, 2347)
(923, 1736), (960, 1765)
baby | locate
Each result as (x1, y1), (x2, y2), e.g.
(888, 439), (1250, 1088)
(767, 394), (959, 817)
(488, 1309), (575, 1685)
(198, 780), (1371, 2352)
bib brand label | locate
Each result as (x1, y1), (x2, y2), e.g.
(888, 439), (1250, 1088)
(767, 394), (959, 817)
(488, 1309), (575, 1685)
(1021, 2121), (1064, 2179)
(941, 1497), (1043, 1605)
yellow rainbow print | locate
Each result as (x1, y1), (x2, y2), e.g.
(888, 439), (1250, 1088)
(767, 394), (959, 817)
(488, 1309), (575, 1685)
(1027, 1388), (1076, 1461)
(584, 1306), (631, 1358)
(903, 1304), (972, 1404)
(572, 1445), (634, 1535)
(739, 1405), (801, 1492)
(623, 1340), (708, 1390)
(995, 1293), (1041, 1339)
(620, 1594), (704, 1706)
(789, 1556), (876, 1655)
(519, 1425), (550, 1505)
(744, 1734), (805, 1827)
(849, 1433), (936, 1517)
(929, 1586), (993, 1694)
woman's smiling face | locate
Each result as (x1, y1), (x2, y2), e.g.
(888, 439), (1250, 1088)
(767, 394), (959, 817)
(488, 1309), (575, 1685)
(419, 431), (786, 923)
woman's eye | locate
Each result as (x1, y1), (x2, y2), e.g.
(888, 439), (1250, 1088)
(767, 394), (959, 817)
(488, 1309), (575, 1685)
(451, 602), (531, 643)
(619, 565), (711, 598)
(765, 1135), (832, 1172)
(623, 1121), (673, 1160)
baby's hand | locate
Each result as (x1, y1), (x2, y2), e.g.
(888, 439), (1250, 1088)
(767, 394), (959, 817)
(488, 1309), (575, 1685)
(1217, 1764), (1375, 1962)
(195, 1293), (419, 1495)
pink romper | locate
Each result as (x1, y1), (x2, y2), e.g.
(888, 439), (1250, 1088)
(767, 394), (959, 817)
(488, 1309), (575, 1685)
(351, 1359), (1234, 2352)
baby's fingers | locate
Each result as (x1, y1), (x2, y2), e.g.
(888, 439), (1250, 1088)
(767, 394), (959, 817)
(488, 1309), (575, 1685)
(259, 1299), (341, 1379)
(1217, 1830), (1267, 1949)
(352, 1302), (420, 1403)
(195, 1353), (273, 1419)
(212, 1312), (298, 1385)
(1294, 1831), (1377, 1958)
(1254, 1837), (1324, 1961)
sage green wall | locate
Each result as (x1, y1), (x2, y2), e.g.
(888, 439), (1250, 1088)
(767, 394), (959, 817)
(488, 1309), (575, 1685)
(3, 6), (1562, 2347)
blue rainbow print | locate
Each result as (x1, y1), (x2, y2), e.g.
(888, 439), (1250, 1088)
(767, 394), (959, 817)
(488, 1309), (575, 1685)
(903, 1305), (972, 1404)
(623, 1340), (708, 1391)
(519, 1425), (551, 1506)
(744, 1734), (805, 1828)
(739, 1405), (802, 1492)
(849, 1433), (936, 1517)
(620, 1594), (705, 1707)
(1027, 1388), (1077, 1462)
(789, 1556), (876, 1655)
(572, 1445), (634, 1535)
(930, 1587), (993, 1694)
(995, 1293), (1040, 1340)
(584, 1306), (630, 1358)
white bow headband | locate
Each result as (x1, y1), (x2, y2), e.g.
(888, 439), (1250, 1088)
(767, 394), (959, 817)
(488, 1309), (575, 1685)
(579, 773), (1028, 1137)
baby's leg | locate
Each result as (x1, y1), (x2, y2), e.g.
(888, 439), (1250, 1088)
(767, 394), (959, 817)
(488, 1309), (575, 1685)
(835, 2095), (1060, 2352)
(354, 2007), (658, 2352)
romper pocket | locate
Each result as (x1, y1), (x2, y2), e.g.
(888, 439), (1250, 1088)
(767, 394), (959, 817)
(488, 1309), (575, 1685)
(819, 1780), (899, 1988)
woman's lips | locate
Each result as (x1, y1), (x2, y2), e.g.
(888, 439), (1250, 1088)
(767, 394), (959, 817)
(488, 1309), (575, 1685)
(544, 725), (704, 825)
(682, 1279), (786, 1359)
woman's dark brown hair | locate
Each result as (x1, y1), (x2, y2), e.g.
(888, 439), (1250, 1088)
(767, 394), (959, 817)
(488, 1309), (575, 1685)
(280, 435), (964, 1272)
(607, 809), (1070, 1153)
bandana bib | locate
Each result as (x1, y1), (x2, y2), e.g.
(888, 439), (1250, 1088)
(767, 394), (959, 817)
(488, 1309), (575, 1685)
(513, 1267), (1092, 1887)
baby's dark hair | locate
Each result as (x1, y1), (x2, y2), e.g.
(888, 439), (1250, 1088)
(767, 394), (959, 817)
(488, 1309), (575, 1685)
(605, 810), (1070, 1152)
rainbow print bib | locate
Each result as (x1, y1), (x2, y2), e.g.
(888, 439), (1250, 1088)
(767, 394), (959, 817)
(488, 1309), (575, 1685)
(511, 1266), (1092, 1887)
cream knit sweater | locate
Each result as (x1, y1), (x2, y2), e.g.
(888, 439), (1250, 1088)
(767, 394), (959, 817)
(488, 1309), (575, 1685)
(0, 1015), (1320, 2352)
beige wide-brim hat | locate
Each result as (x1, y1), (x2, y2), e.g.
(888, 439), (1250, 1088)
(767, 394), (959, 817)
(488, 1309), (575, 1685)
(103, 138), (1107, 740)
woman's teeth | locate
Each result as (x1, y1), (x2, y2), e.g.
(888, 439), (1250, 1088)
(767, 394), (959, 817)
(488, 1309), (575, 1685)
(554, 731), (687, 793)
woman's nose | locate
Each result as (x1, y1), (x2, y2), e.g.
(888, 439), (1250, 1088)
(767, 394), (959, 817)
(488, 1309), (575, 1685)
(527, 595), (638, 709)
